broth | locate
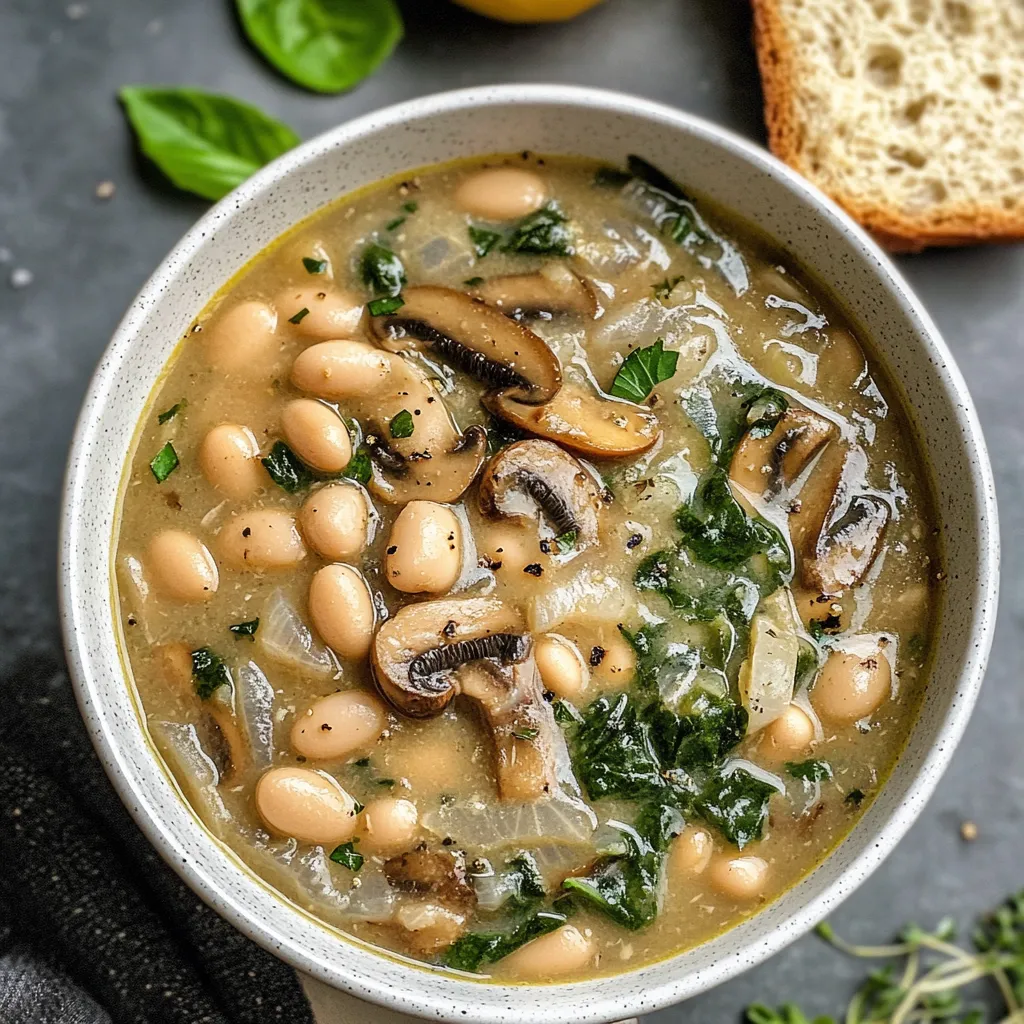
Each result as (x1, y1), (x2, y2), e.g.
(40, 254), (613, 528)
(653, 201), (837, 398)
(115, 153), (939, 982)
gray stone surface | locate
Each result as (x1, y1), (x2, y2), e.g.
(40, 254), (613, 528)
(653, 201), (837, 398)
(0, 0), (1020, 1020)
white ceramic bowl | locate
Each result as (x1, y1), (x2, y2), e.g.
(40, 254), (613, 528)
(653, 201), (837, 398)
(60, 85), (999, 1024)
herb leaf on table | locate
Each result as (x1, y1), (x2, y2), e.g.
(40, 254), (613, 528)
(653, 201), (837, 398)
(119, 86), (299, 202)
(235, 0), (403, 94)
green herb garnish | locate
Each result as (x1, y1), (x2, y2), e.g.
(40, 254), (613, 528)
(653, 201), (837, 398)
(502, 202), (573, 256)
(288, 307), (310, 325)
(512, 727), (539, 741)
(190, 647), (231, 700)
(594, 165), (633, 189)
(609, 338), (679, 403)
(844, 788), (865, 807)
(389, 409), (414, 438)
(157, 400), (185, 424)
(360, 243), (405, 297)
(329, 841), (363, 872)
(235, 0), (403, 94)
(261, 440), (313, 492)
(469, 225), (501, 258)
(787, 759), (834, 783)
(554, 530), (578, 554)
(229, 618), (259, 640)
(445, 908), (568, 973)
(342, 444), (373, 485)
(385, 216), (405, 231)
(302, 256), (327, 274)
(376, 778), (395, 787)
(402, 200), (418, 213)
(463, 276), (484, 286)
(119, 86), (299, 202)
(149, 442), (179, 483)
(368, 295), (404, 316)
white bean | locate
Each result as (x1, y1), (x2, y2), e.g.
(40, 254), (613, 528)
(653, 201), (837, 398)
(668, 825), (713, 878)
(708, 854), (768, 900)
(146, 530), (218, 602)
(290, 690), (387, 761)
(454, 167), (547, 221)
(534, 635), (588, 699)
(202, 301), (280, 378)
(254, 766), (357, 845)
(198, 424), (267, 500)
(356, 797), (419, 857)
(299, 484), (369, 561)
(308, 563), (375, 661)
(500, 924), (593, 979)
(217, 509), (306, 571)
(384, 501), (462, 595)
(291, 341), (392, 400)
(280, 399), (352, 473)
(276, 287), (364, 340)
(812, 646), (891, 724)
(759, 703), (815, 760)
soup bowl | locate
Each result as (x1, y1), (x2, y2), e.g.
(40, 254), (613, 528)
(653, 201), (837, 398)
(60, 85), (998, 1023)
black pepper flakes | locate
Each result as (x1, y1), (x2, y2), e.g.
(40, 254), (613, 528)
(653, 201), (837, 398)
(590, 646), (606, 667)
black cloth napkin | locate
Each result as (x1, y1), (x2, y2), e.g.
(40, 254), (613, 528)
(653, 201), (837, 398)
(0, 652), (316, 1024)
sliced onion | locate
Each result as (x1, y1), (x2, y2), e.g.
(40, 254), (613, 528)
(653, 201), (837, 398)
(258, 589), (337, 677)
(336, 866), (399, 923)
(149, 719), (230, 826)
(235, 660), (275, 769)
(423, 793), (596, 853)
(528, 568), (634, 633)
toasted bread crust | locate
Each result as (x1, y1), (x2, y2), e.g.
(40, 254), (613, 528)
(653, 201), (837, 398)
(750, 0), (1024, 252)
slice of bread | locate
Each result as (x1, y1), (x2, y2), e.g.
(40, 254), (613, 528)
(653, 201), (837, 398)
(751, 0), (1024, 251)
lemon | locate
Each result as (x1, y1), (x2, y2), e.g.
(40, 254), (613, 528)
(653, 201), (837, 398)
(453, 0), (605, 23)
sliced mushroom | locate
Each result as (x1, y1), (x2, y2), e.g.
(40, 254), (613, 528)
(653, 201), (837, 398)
(372, 598), (562, 801)
(485, 382), (660, 458)
(789, 443), (890, 594)
(472, 267), (597, 319)
(384, 847), (477, 910)
(370, 286), (561, 403)
(730, 405), (837, 499)
(478, 439), (603, 552)
(291, 340), (486, 504)
(372, 597), (527, 718)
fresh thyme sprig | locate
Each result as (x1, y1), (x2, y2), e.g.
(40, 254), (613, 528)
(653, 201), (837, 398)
(747, 891), (1024, 1024)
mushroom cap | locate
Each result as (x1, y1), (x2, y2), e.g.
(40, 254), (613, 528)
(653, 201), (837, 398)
(471, 268), (598, 319)
(372, 597), (526, 718)
(485, 382), (660, 458)
(478, 439), (603, 550)
(370, 285), (562, 404)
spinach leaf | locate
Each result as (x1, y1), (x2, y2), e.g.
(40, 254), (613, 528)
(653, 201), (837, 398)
(444, 908), (568, 973)
(502, 203), (573, 256)
(649, 691), (748, 774)
(745, 388), (789, 439)
(190, 647), (231, 700)
(572, 692), (668, 803)
(675, 467), (790, 575)
(787, 759), (833, 782)
(119, 86), (299, 202)
(157, 400), (185, 424)
(329, 840), (363, 872)
(696, 766), (780, 848)
(594, 165), (633, 189)
(367, 295), (404, 316)
(229, 618), (259, 640)
(623, 155), (706, 246)
(609, 338), (679, 403)
(261, 440), (313, 492)
(501, 852), (546, 911)
(360, 243), (405, 297)
(235, 0), (403, 94)
(149, 442), (179, 483)
(389, 409), (414, 439)
(468, 225), (501, 258)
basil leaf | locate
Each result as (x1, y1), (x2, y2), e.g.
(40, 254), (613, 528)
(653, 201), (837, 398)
(119, 86), (299, 201)
(389, 410), (414, 439)
(235, 0), (403, 94)
(149, 442), (179, 483)
(229, 618), (260, 640)
(609, 338), (678, 403)
(261, 440), (313, 492)
(191, 647), (231, 700)
(329, 841), (364, 872)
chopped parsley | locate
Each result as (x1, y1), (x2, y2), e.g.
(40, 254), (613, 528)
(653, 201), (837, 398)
(261, 440), (313, 493)
(502, 202), (573, 256)
(368, 295), (404, 316)
(329, 841), (363, 872)
(463, 276), (484, 286)
(512, 727), (539, 741)
(609, 337), (679, 403)
(554, 529), (577, 554)
(302, 256), (327, 274)
(229, 618), (259, 640)
(389, 409), (414, 439)
(360, 243), (406, 298)
(385, 215), (406, 231)
(190, 647), (231, 700)
(157, 400), (185, 425)
(468, 225), (501, 258)
(287, 307), (310, 325)
(149, 442), (179, 483)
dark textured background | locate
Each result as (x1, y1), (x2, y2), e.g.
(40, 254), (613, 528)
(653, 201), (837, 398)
(1, 1), (1020, 1020)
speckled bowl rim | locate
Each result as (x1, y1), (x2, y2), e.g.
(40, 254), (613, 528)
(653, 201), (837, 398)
(60, 85), (999, 1023)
